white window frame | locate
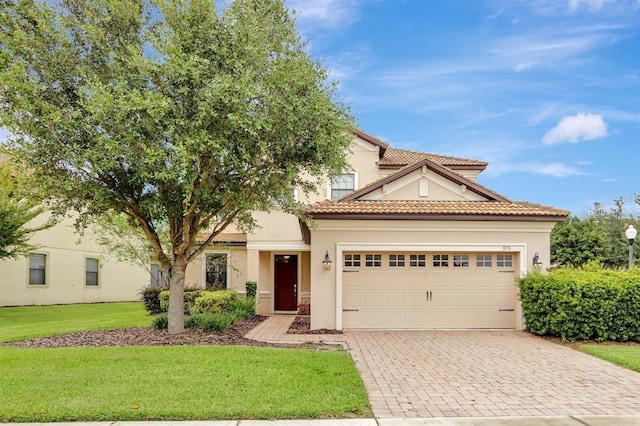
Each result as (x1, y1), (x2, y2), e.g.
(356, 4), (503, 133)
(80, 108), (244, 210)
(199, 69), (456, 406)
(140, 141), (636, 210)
(84, 256), (101, 287)
(409, 254), (426, 267)
(453, 254), (470, 268)
(419, 179), (429, 197)
(27, 252), (48, 287)
(327, 171), (359, 200)
(202, 250), (231, 290)
(389, 254), (405, 267)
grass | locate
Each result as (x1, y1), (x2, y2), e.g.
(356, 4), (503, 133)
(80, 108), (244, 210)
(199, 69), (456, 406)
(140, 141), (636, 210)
(0, 345), (371, 422)
(0, 303), (371, 421)
(580, 344), (640, 373)
(0, 302), (149, 343)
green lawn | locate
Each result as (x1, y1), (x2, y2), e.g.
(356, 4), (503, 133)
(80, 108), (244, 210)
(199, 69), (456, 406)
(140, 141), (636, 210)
(0, 302), (149, 342)
(0, 345), (370, 422)
(0, 303), (371, 421)
(580, 344), (640, 373)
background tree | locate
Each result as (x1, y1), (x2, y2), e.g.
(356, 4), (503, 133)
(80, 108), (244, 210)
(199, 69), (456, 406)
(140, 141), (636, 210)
(0, 159), (50, 259)
(550, 216), (608, 267)
(0, 0), (354, 333)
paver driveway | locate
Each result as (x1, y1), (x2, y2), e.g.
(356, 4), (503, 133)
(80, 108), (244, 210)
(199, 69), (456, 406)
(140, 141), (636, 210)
(345, 330), (640, 418)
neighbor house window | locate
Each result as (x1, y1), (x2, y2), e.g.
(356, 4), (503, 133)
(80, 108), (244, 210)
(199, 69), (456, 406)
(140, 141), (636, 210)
(206, 253), (228, 289)
(433, 254), (449, 267)
(476, 255), (492, 268)
(497, 254), (513, 268)
(28, 254), (46, 285)
(389, 254), (405, 267)
(330, 173), (355, 199)
(410, 254), (426, 267)
(453, 254), (469, 268)
(365, 254), (382, 267)
(344, 254), (361, 267)
(85, 258), (99, 286)
(150, 264), (169, 288)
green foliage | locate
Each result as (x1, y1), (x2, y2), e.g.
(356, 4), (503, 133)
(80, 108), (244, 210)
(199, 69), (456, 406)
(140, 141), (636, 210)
(151, 314), (168, 330)
(190, 290), (239, 315)
(139, 286), (167, 314)
(245, 280), (257, 299)
(519, 266), (640, 342)
(230, 297), (256, 319)
(551, 217), (608, 267)
(159, 289), (204, 314)
(0, 0), (354, 333)
(185, 312), (239, 332)
(0, 160), (51, 259)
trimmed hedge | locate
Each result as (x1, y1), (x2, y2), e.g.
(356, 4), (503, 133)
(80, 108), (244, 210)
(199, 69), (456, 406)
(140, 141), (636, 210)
(191, 290), (239, 315)
(158, 289), (205, 315)
(519, 266), (640, 342)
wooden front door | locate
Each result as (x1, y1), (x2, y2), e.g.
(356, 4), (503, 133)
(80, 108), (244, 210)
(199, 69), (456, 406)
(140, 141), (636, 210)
(274, 254), (298, 311)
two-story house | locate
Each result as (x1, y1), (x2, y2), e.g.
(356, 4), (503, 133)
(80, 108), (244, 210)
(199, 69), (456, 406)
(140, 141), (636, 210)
(183, 130), (568, 331)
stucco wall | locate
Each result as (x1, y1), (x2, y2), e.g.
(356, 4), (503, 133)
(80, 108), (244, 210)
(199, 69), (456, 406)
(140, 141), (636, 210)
(309, 219), (556, 330)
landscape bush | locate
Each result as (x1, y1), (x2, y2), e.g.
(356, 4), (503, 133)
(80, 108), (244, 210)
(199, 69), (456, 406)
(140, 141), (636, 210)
(230, 297), (256, 319)
(139, 286), (167, 314)
(152, 314), (169, 330)
(158, 288), (205, 314)
(190, 290), (239, 315)
(185, 312), (240, 332)
(519, 265), (640, 342)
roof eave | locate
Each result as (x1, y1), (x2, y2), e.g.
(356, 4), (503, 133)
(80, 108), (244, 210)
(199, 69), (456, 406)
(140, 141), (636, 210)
(308, 213), (569, 222)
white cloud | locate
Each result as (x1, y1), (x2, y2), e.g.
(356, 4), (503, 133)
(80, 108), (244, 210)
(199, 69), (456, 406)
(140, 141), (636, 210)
(288, 0), (361, 29)
(568, 0), (616, 13)
(534, 162), (585, 176)
(542, 112), (607, 145)
(514, 62), (533, 72)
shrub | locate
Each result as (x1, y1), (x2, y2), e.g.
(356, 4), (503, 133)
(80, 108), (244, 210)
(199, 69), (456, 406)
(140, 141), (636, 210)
(152, 314), (168, 330)
(140, 286), (167, 314)
(230, 297), (256, 319)
(185, 312), (240, 332)
(519, 266), (640, 342)
(191, 290), (239, 315)
(158, 288), (205, 314)
(245, 281), (257, 299)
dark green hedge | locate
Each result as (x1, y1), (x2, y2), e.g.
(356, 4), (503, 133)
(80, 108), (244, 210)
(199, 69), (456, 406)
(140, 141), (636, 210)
(519, 266), (640, 342)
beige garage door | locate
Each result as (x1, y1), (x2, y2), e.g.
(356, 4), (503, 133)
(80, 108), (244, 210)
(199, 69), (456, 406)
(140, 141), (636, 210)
(342, 252), (517, 329)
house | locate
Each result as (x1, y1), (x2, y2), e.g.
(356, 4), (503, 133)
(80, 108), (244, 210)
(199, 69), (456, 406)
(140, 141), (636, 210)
(0, 213), (149, 306)
(184, 130), (569, 330)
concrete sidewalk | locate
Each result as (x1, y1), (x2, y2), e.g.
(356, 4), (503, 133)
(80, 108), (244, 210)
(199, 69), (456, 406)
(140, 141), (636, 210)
(4, 417), (640, 425)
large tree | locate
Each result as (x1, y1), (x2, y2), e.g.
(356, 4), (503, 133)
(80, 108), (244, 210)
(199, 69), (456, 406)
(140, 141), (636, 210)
(0, 159), (50, 259)
(0, 0), (354, 333)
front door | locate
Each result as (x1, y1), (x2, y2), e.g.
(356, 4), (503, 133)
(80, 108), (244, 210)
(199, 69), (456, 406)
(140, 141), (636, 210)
(274, 254), (298, 311)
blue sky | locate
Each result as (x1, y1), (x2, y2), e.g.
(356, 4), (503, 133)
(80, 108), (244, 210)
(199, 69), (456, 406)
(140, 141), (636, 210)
(288, 0), (640, 215)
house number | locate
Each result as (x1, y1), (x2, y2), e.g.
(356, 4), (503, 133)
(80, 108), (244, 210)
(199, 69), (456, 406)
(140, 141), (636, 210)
(502, 245), (511, 251)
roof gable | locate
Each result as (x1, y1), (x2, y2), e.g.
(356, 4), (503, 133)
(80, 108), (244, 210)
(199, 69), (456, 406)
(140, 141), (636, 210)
(341, 157), (510, 203)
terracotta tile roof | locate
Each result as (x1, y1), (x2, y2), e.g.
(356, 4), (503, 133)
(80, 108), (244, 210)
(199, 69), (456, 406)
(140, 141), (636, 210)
(307, 200), (569, 221)
(379, 147), (488, 169)
(199, 233), (247, 245)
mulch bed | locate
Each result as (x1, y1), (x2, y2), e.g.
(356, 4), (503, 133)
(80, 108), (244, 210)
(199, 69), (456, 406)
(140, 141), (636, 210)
(8, 315), (277, 349)
(286, 315), (342, 335)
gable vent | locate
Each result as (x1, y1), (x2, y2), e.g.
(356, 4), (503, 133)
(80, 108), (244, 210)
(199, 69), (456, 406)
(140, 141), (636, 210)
(419, 180), (429, 197)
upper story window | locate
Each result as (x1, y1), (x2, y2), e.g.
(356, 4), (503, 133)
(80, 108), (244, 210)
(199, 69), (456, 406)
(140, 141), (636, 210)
(330, 173), (356, 200)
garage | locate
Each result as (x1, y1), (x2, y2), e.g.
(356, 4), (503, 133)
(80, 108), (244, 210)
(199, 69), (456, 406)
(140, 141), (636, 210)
(342, 251), (517, 329)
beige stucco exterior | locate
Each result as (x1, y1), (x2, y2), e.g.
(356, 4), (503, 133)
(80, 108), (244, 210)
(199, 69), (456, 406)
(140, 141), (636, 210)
(0, 214), (148, 306)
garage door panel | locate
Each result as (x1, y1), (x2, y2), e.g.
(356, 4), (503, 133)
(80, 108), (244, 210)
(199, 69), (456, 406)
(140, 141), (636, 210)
(342, 251), (517, 329)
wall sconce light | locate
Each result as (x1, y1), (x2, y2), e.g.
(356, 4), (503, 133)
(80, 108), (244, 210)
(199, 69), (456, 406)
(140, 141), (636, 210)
(322, 251), (332, 270)
(532, 252), (543, 268)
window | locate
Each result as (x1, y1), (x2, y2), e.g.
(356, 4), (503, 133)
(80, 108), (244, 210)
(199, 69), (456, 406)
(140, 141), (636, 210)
(365, 254), (382, 267)
(409, 254), (426, 267)
(150, 264), (169, 288)
(28, 254), (46, 285)
(344, 254), (361, 267)
(330, 173), (355, 200)
(85, 258), (99, 286)
(497, 254), (513, 268)
(206, 253), (228, 289)
(433, 254), (449, 267)
(477, 255), (492, 268)
(389, 254), (405, 267)
(453, 254), (469, 268)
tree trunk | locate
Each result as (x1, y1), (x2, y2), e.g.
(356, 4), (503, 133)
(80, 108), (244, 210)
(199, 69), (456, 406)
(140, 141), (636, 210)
(168, 261), (187, 334)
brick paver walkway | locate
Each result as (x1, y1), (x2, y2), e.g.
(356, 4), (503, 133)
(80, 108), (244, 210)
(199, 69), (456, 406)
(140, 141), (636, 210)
(244, 315), (346, 344)
(345, 330), (640, 418)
